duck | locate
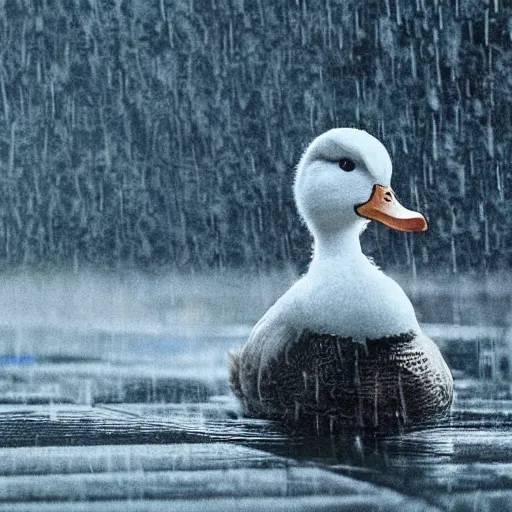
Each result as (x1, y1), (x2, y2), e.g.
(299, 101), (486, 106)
(229, 128), (453, 433)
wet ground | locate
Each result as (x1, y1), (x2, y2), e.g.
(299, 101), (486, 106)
(0, 325), (512, 512)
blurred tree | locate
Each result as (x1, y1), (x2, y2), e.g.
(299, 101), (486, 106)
(0, 0), (509, 275)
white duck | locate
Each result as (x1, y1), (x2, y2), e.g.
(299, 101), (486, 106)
(229, 128), (453, 432)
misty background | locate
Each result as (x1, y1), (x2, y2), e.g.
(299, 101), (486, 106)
(0, 0), (510, 277)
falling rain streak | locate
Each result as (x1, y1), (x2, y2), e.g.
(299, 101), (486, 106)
(0, 1), (509, 276)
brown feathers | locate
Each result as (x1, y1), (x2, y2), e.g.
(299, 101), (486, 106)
(233, 330), (453, 433)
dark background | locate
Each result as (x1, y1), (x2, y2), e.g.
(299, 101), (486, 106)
(0, 0), (510, 274)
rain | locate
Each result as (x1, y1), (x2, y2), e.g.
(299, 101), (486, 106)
(0, 0), (511, 510)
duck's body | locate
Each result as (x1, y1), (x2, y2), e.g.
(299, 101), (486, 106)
(229, 129), (453, 432)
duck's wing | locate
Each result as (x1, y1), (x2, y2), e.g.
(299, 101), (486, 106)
(230, 305), (302, 417)
(404, 333), (454, 413)
(232, 325), (453, 429)
(227, 348), (243, 400)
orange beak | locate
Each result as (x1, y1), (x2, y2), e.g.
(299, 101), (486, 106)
(355, 185), (428, 232)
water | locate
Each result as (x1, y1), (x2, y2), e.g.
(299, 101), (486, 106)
(0, 387), (511, 510)
(0, 271), (511, 510)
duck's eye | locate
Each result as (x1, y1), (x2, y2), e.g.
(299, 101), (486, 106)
(338, 158), (356, 172)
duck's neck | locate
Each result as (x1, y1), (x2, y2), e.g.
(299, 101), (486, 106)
(310, 221), (368, 267)
(305, 221), (421, 339)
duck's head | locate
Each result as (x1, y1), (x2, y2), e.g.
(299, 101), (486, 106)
(294, 128), (427, 238)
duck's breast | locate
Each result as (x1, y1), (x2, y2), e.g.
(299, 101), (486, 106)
(300, 261), (421, 341)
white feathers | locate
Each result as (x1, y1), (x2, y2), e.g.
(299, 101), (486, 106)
(255, 128), (421, 355)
